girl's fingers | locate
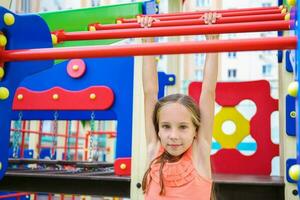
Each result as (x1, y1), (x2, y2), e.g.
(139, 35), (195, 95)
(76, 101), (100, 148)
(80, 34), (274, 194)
(140, 17), (144, 27)
(212, 12), (217, 23)
(148, 16), (153, 27)
(208, 12), (213, 24)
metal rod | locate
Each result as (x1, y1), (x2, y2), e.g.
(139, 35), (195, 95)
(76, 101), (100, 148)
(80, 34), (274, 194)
(92, 14), (286, 30)
(2, 37), (297, 61)
(121, 9), (283, 23)
(55, 20), (292, 42)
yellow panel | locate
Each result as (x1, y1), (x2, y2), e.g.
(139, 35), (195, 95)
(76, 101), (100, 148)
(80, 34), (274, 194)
(213, 107), (250, 148)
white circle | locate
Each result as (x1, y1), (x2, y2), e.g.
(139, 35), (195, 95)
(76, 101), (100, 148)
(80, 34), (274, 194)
(222, 120), (236, 135)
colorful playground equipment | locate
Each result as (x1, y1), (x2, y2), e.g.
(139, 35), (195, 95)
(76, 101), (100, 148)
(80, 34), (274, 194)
(0, 0), (299, 199)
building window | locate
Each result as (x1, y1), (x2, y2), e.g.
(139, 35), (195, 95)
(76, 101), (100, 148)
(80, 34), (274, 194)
(197, 0), (210, 7)
(262, 64), (272, 76)
(228, 52), (237, 59)
(195, 69), (203, 80)
(262, 3), (272, 7)
(195, 54), (205, 66)
(91, 0), (101, 6)
(21, 0), (31, 13)
(228, 69), (237, 78)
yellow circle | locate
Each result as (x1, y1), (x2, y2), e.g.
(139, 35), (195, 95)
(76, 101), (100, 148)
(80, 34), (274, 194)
(289, 164), (300, 181)
(0, 34), (7, 47)
(90, 93), (96, 100)
(281, 8), (287, 14)
(0, 67), (4, 78)
(17, 94), (23, 100)
(287, 0), (296, 6)
(116, 20), (122, 24)
(168, 77), (174, 82)
(156, 0), (161, 3)
(51, 34), (58, 45)
(213, 107), (250, 148)
(290, 111), (296, 118)
(0, 87), (9, 100)
(72, 65), (79, 71)
(120, 163), (126, 170)
(89, 26), (96, 31)
(285, 13), (291, 21)
(52, 94), (59, 100)
(288, 81), (298, 97)
(4, 13), (15, 26)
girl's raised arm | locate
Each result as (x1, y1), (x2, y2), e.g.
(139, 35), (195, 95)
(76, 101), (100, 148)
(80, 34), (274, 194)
(140, 16), (160, 159)
(197, 13), (220, 149)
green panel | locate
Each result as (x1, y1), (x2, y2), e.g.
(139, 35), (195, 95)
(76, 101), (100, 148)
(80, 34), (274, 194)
(39, 2), (144, 48)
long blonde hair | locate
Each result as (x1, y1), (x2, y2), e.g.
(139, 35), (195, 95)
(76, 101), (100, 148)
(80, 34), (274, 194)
(142, 94), (201, 195)
(142, 93), (216, 199)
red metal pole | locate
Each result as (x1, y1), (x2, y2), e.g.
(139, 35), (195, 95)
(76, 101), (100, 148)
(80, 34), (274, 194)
(20, 121), (26, 158)
(92, 13), (286, 30)
(63, 121), (69, 160)
(84, 132), (89, 161)
(121, 9), (283, 23)
(56, 20), (292, 42)
(10, 128), (114, 138)
(75, 121), (79, 160)
(2, 37), (297, 61)
(0, 193), (29, 199)
(147, 6), (282, 17)
(37, 121), (42, 157)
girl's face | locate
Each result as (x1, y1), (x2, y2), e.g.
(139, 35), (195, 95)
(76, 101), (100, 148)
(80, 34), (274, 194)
(158, 102), (197, 156)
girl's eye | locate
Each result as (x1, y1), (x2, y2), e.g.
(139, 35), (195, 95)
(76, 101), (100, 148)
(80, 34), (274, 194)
(180, 125), (187, 129)
(161, 125), (170, 129)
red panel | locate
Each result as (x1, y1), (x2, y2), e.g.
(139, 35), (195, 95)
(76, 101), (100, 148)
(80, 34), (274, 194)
(189, 80), (278, 175)
(114, 157), (131, 176)
(13, 86), (114, 110)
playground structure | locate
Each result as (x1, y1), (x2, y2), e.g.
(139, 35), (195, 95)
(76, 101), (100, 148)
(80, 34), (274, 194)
(0, 0), (298, 200)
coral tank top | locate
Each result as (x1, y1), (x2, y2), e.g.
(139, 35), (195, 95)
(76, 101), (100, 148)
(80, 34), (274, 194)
(144, 146), (212, 200)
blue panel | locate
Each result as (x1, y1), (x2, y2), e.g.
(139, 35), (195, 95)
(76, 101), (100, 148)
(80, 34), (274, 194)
(16, 57), (134, 159)
(143, 0), (158, 14)
(296, 0), (300, 195)
(0, 7), (53, 179)
(278, 50), (283, 63)
(39, 148), (56, 160)
(286, 95), (296, 136)
(24, 149), (34, 158)
(0, 192), (30, 200)
(158, 72), (176, 99)
(287, 158), (298, 183)
(286, 50), (295, 73)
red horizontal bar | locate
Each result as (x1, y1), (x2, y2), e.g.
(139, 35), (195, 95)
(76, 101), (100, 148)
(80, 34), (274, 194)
(10, 128), (115, 138)
(57, 20), (292, 42)
(122, 9), (283, 23)
(147, 6), (281, 17)
(94, 14), (286, 30)
(2, 37), (297, 61)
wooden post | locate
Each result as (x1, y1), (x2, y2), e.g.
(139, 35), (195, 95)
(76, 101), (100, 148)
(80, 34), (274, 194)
(166, 0), (183, 94)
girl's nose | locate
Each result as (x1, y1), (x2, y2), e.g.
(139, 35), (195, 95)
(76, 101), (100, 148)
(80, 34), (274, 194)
(169, 130), (179, 140)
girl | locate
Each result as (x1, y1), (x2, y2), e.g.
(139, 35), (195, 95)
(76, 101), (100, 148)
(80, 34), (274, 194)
(140, 13), (219, 200)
